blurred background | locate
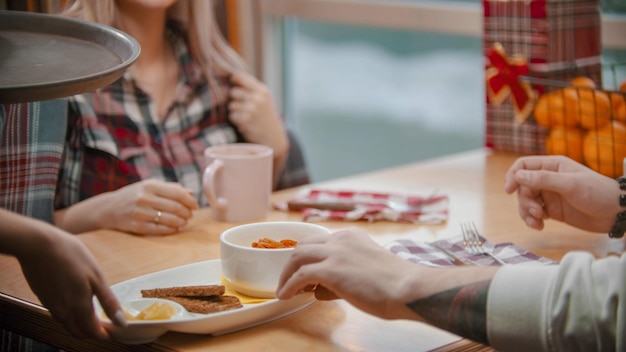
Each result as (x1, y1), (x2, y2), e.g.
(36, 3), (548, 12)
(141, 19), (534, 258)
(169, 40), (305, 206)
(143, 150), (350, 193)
(257, 0), (626, 182)
(3, 0), (626, 182)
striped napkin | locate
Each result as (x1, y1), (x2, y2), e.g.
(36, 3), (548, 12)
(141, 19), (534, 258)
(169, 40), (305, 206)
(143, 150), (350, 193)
(385, 235), (556, 267)
(274, 189), (449, 224)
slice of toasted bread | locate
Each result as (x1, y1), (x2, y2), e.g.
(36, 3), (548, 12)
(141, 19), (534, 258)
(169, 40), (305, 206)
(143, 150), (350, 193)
(141, 285), (225, 298)
(163, 295), (243, 314)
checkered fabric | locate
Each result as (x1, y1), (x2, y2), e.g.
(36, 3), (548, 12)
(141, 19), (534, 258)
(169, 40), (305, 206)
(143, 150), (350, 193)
(0, 101), (67, 223)
(275, 189), (449, 224)
(386, 235), (556, 267)
(483, 0), (602, 154)
(55, 21), (309, 210)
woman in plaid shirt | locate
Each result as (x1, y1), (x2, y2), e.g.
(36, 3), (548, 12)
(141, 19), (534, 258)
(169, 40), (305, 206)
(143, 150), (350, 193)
(53, 0), (309, 236)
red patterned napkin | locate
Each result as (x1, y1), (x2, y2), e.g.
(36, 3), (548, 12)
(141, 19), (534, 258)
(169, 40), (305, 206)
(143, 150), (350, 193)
(274, 189), (449, 224)
(385, 235), (556, 266)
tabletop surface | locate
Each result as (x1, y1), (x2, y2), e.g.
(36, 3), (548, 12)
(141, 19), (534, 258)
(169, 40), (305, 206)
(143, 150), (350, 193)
(1, 148), (623, 351)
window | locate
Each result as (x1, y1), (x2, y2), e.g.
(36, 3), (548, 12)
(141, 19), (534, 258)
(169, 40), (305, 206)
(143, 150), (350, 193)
(247, 0), (626, 181)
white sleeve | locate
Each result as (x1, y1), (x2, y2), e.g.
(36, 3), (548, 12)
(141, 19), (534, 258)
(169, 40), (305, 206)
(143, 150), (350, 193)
(487, 251), (626, 352)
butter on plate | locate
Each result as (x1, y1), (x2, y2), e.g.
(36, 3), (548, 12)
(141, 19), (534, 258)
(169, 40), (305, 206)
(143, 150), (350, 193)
(222, 277), (273, 304)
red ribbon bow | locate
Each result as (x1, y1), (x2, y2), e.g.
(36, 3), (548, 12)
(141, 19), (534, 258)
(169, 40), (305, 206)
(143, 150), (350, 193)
(486, 43), (536, 123)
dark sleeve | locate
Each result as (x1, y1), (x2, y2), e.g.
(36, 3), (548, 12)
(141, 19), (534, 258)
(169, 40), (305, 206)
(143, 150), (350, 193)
(276, 129), (311, 190)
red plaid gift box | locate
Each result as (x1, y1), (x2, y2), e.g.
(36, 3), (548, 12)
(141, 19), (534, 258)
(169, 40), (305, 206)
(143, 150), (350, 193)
(484, 0), (602, 154)
(274, 189), (449, 224)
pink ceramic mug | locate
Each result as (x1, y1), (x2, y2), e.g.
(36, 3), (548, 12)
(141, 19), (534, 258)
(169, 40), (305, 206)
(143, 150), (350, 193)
(203, 143), (273, 222)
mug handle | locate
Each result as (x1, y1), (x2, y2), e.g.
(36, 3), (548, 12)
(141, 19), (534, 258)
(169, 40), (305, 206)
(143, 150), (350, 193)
(202, 159), (228, 210)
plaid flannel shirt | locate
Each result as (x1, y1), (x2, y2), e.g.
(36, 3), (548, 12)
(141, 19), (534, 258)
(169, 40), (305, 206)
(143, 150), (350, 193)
(55, 21), (308, 209)
(1, 101), (67, 223)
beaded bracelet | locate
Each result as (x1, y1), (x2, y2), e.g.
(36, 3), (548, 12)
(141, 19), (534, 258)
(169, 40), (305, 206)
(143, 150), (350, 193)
(609, 176), (626, 238)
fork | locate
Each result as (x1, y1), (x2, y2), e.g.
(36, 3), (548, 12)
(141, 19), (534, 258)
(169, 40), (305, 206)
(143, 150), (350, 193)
(461, 222), (507, 265)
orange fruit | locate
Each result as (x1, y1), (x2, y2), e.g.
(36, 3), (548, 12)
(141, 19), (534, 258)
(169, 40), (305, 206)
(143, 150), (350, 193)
(545, 127), (585, 163)
(613, 80), (626, 122)
(533, 89), (580, 128)
(583, 120), (626, 177)
(562, 76), (610, 130)
(574, 89), (611, 130)
(570, 76), (597, 89)
(610, 91), (626, 122)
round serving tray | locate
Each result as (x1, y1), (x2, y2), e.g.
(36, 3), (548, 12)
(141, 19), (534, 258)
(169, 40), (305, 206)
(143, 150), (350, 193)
(0, 10), (140, 103)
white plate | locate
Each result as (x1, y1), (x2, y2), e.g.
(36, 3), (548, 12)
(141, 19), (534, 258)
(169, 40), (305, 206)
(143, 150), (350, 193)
(98, 260), (315, 344)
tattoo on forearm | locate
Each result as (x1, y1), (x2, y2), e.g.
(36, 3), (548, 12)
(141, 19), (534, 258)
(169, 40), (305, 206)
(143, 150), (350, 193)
(406, 280), (491, 345)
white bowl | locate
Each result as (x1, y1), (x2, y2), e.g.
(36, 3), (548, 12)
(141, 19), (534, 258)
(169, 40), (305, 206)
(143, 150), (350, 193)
(220, 221), (331, 298)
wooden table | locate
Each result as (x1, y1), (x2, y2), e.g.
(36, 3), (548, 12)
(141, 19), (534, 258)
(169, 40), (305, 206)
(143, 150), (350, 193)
(1, 148), (623, 351)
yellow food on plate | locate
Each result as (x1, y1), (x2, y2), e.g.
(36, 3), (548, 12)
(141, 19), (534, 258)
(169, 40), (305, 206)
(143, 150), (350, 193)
(583, 120), (626, 177)
(127, 302), (177, 321)
(545, 127), (585, 163)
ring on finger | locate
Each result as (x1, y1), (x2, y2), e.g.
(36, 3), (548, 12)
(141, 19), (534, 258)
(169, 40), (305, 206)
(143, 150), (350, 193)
(154, 210), (162, 224)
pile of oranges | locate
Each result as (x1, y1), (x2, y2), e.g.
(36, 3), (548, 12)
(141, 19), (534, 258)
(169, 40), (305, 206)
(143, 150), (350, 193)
(534, 76), (626, 177)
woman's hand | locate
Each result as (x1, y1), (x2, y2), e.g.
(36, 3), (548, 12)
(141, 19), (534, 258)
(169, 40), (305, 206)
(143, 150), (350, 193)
(100, 180), (199, 235)
(504, 155), (621, 232)
(56, 179), (199, 236)
(228, 71), (289, 160)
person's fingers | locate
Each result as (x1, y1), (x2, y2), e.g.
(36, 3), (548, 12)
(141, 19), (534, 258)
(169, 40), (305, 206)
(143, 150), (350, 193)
(132, 206), (185, 231)
(277, 262), (328, 299)
(146, 222), (180, 236)
(94, 280), (125, 328)
(504, 156), (568, 193)
(48, 308), (85, 338)
(230, 71), (261, 90)
(229, 86), (247, 100)
(126, 217), (179, 236)
(516, 185), (545, 215)
(228, 99), (255, 115)
(152, 183), (199, 211)
(229, 110), (251, 127)
(154, 209), (189, 228)
(514, 185), (546, 229)
(129, 183), (198, 233)
(314, 285), (339, 301)
(514, 169), (578, 196)
(72, 302), (109, 340)
(45, 293), (105, 339)
(152, 194), (196, 220)
(277, 244), (334, 298)
(521, 208), (545, 230)
(296, 234), (332, 246)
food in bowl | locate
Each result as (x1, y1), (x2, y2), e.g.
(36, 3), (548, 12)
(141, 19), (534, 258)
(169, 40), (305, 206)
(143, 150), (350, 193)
(251, 237), (298, 248)
(220, 222), (331, 298)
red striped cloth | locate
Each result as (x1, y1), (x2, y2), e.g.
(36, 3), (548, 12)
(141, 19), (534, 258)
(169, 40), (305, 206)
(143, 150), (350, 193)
(274, 189), (449, 224)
